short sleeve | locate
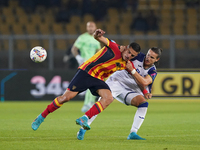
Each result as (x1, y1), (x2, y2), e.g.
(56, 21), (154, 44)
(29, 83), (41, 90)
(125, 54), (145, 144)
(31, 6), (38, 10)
(106, 38), (119, 52)
(148, 68), (157, 83)
(74, 36), (83, 49)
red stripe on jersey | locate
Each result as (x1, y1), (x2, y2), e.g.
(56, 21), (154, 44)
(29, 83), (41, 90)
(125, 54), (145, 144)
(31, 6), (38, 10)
(78, 38), (126, 80)
(80, 61), (92, 70)
(87, 58), (117, 76)
(79, 47), (107, 71)
(94, 64), (116, 79)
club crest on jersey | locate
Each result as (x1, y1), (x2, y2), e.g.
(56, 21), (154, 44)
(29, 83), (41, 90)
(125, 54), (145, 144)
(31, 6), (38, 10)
(115, 62), (122, 70)
(72, 85), (76, 90)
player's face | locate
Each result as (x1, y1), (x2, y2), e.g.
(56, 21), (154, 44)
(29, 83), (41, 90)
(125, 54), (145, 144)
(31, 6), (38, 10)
(122, 46), (138, 61)
(87, 22), (97, 35)
(144, 49), (160, 66)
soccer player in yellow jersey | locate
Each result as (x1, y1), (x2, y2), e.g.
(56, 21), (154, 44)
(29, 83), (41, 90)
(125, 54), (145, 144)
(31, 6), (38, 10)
(71, 21), (101, 113)
(31, 29), (141, 131)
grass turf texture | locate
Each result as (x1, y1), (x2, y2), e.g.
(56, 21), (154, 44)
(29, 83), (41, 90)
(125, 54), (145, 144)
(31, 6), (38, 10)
(0, 99), (200, 150)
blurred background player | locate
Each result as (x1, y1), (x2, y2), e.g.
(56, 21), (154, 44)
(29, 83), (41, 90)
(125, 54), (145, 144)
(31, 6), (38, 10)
(71, 21), (101, 112)
(77, 47), (162, 140)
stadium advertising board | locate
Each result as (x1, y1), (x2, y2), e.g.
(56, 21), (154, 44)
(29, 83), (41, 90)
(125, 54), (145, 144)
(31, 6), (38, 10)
(0, 71), (199, 101)
(152, 72), (200, 97)
(0, 70), (85, 101)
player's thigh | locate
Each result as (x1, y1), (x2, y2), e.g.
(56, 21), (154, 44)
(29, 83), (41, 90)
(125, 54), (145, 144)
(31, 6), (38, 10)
(106, 79), (125, 98)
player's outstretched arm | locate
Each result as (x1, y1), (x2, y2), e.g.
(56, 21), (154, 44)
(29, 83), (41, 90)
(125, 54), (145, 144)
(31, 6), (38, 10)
(93, 29), (108, 46)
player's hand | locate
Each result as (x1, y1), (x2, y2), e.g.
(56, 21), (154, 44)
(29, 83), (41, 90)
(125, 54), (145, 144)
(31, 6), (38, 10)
(144, 93), (152, 99)
(75, 55), (84, 66)
(126, 60), (136, 72)
(94, 29), (105, 38)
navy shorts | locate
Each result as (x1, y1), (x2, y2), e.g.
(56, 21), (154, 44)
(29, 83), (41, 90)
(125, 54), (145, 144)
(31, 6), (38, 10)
(67, 69), (111, 96)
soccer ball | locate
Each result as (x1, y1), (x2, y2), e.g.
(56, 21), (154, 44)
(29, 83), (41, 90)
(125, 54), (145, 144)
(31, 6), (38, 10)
(30, 46), (47, 63)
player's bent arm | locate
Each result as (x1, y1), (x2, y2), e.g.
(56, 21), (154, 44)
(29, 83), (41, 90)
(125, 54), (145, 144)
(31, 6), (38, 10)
(93, 29), (108, 46)
(133, 72), (152, 87)
(71, 45), (79, 57)
(135, 76), (152, 98)
(126, 60), (152, 86)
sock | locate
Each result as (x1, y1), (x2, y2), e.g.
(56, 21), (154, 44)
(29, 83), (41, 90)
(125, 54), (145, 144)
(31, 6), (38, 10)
(85, 101), (104, 119)
(87, 115), (97, 125)
(130, 102), (148, 133)
(86, 97), (101, 125)
(41, 98), (63, 118)
(84, 89), (96, 105)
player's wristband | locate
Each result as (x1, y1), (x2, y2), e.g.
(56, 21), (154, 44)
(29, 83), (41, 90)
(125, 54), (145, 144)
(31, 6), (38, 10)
(131, 69), (136, 75)
(142, 89), (148, 95)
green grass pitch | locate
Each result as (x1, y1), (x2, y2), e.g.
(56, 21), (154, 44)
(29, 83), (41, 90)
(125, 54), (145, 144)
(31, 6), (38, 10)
(0, 99), (200, 150)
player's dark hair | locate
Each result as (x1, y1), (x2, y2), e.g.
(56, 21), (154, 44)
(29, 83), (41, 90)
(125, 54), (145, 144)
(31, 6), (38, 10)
(151, 47), (162, 59)
(129, 42), (141, 52)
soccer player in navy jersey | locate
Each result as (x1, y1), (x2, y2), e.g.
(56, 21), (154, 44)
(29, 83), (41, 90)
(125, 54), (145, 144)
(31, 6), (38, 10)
(77, 47), (162, 140)
(31, 29), (141, 131)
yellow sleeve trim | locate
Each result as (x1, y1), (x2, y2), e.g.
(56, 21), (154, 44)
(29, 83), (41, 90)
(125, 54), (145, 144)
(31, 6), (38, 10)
(106, 38), (110, 47)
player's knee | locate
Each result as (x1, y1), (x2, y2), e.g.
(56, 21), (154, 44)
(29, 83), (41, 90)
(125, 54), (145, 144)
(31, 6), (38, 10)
(58, 95), (70, 103)
(104, 94), (113, 102)
(102, 95), (113, 107)
(107, 95), (114, 103)
(138, 101), (149, 108)
(131, 95), (146, 106)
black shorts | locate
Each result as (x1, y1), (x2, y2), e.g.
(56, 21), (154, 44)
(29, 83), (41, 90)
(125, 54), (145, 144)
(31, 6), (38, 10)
(67, 69), (111, 96)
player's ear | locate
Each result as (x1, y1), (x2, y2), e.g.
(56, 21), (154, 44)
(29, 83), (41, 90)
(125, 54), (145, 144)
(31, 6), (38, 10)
(119, 46), (126, 52)
(156, 57), (160, 62)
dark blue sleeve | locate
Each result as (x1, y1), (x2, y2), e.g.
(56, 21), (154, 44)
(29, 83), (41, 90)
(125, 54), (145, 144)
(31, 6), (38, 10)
(147, 67), (157, 93)
(148, 67), (157, 82)
(131, 52), (145, 62)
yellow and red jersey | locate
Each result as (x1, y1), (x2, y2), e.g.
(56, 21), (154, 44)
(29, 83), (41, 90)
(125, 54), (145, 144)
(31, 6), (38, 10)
(79, 38), (126, 80)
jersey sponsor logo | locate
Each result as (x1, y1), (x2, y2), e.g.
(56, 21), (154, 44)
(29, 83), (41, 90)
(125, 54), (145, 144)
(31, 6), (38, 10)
(151, 73), (157, 76)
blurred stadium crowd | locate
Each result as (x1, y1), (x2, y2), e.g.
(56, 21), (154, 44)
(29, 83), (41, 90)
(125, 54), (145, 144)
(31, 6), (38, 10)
(0, 0), (200, 48)
(0, 0), (199, 69)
